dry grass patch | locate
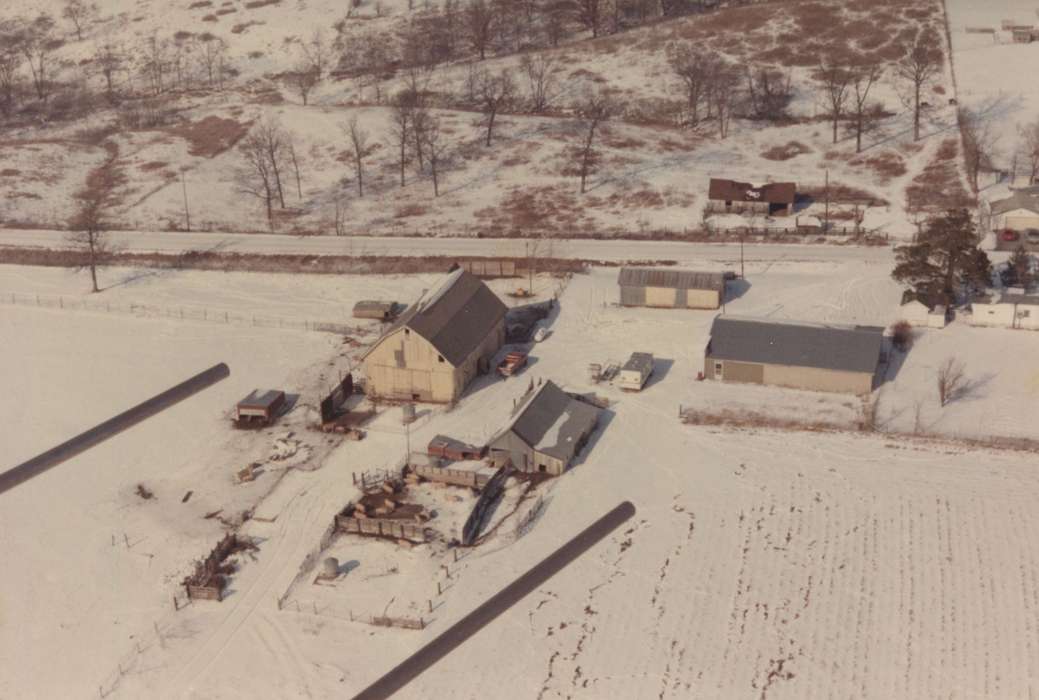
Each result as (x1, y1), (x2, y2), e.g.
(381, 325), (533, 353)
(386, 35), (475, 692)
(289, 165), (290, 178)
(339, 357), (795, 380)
(139, 161), (168, 172)
(168, 116), (251, 158)
(905, 138), (972, 212)
(848, 150), (908, 183)
(762, 141), (812, 161)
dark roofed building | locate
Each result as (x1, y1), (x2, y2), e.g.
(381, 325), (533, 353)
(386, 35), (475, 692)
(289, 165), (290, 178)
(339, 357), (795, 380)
(708, 178), (796, 217)
(618, 267), (726, 309)
(362, 269), (507, 403)
(488, 380), (600, 475)
(704, 316), (884, 394)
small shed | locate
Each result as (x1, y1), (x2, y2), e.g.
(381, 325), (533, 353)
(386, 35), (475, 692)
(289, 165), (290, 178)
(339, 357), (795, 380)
(927, 305), (948, 329)
(235, 390), (286, 426)
(617, 352), (654, 391)
(707, 178), (797, 217)
(972, 292), (1039, 329)
(353, 300), (399, 321)
(427, 435), (486, 461)
(488, 381), (600, 476)
(618, 267), (725, 309)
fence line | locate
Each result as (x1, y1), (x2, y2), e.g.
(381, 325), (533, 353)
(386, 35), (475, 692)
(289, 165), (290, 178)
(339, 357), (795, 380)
(0, 291), (357, 335)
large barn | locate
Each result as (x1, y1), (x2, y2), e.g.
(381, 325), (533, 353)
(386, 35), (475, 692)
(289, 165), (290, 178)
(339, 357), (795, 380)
(704, 316), (884, 395)
(618, 267), (726, 310)
(361, 269), (507, 403)
(488, 380), (600, 476)
(707, 178), (797, 217)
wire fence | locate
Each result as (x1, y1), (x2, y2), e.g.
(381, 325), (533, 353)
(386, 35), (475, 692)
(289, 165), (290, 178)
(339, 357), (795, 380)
(0, 291), (357, 335)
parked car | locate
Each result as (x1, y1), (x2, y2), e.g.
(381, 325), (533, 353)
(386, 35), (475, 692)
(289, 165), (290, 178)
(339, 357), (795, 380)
(533, 325), (548, 342)
(1002, 229), (1020, 242)
(1027, 229), (1039, 243)
(497, 351), (528, 377)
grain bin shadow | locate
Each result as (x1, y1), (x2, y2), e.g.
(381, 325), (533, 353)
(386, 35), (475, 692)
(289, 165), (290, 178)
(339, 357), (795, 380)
(724, 278), (751, 303)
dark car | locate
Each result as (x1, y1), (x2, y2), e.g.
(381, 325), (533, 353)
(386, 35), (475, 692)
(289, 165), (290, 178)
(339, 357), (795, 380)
(1002, 229), (1021, 242)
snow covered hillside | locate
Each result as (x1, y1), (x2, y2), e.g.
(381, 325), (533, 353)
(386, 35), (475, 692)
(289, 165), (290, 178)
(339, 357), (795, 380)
(0, 0), (964, 239)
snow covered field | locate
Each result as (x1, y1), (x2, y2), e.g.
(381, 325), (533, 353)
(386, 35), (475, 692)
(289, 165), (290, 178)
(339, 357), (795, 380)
(6, 260), (1039, 698)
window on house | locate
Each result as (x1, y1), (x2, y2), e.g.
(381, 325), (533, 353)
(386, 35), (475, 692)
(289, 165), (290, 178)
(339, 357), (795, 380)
(1022, 310), (1031, 318)
(714, 362), (723, 375)
(404, 329), (410, 336)
(438, 355), (445, 363)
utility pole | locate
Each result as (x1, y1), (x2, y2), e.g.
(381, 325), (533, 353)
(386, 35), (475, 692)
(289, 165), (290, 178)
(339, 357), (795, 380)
(740, 234), (745, 280)
(823, 168), (830, 234)
(181, 170), (191, 232)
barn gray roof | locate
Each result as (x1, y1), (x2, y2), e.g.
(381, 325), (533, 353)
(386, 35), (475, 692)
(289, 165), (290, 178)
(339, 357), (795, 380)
(707, 316), (884, 374)
(368, 269), (507, 367)
(618, 267), (725, 292)
(502, 381), (599, 462)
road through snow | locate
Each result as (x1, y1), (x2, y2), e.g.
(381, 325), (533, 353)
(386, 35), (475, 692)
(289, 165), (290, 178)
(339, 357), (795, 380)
(0, 228), (894, 266)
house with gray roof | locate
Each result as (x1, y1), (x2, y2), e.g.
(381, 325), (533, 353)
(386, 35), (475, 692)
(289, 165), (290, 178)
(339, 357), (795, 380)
(984, 186), (1039, 250)
(618, 267), (726, 309)
(704, 316), (885, 395)
(362, 269), (507, 403)
(488, 380), (600, 476)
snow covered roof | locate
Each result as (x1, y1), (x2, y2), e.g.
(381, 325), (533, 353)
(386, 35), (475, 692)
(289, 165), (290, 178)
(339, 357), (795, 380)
(365, 269), (507, 366)
(708, 178), (796, 204)
(498, 381), (600, 462)
(707, 316), (884, 375)
(618, 267), (725, 292)
(991, 188), (1039, 216)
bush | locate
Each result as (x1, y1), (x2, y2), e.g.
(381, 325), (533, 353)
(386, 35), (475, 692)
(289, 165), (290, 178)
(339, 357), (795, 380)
(891, 320), (913, 351)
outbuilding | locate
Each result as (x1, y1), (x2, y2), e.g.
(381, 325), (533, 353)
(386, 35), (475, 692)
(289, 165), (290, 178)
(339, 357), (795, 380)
(704, 316), (884, 395)
(361, 269), (507, 403)
(488, 380), (600, 476)
(353, 300), (399, 321)
(617, 352), (654, 391)
(618, 267), (726, 309)
(971, 292), (1039, 329)
(707, 178), (797, 217)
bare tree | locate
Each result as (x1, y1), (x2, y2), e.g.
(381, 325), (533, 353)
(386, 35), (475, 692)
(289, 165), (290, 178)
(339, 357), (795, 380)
(959, 106), (997, 192)
(198, 34), (227, 87)
(815, 61), (853, 144)
(574, 90), (612, 193)
(62, 0), (97, 41)
(254, 119), (288, 207)
(333, 196), (348, 236)
(423, 114), (448, 196)
(709, 59), (740, 139)
(344, 116), (375, 197)
(141, 32), (169, 96)
(896, 30), (942, 141)
(301, 29), (329, 79)
(93, 41), (122, 100)
(390, 91), (415, 187)
(571, 0), (606, 38)
(745, 65), (793, 122)
(936, 357), (966, 406)
(465, 0), (495, 60)
(287, 139), (303, 200)
(521, 53), (558, 113)
(667, 43), (710, 126)
(0, 28), (20, 116)
(479, 68), (514, 147)
(237, 132), (278, 230)
(1018, 117), (1039, 185)
(286, 63), (320, 105)
(16, 14), (61, 101)
(67, 147), (120, 293)
(849, 61), (883, 153)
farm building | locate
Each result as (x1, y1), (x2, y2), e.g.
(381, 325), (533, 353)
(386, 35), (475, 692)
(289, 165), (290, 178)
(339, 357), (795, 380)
(361, 269), (507, 403)
(488, 380), (600, 476)
(353, 300), (399, 321)
(707, 178), (796, 217)
(618, 267), (726, 309)
(984, 187), (1039, 250)
(703, 316), (885, 395)
(970, 292), (1039, 330)
(898, 299), (947, 329)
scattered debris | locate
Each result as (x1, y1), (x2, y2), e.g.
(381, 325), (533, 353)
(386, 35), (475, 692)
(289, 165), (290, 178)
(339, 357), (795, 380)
(181, 490), (193, 503)
(135, 483), (154, 500)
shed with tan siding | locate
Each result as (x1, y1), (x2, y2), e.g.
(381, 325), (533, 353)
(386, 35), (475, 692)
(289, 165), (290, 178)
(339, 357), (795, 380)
(618, 267), (725, 310)
(704, 316), (884, 395)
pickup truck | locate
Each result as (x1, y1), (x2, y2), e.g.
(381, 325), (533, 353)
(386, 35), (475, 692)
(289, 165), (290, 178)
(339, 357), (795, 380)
(497, 351), (528, 377)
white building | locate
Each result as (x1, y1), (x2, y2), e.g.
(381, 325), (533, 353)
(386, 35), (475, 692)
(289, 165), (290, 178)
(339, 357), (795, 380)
(898, 300), (947, 329)
(970, 293), (1039, 330)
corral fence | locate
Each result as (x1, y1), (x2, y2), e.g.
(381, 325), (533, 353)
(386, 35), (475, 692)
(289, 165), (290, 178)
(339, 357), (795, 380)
(0, 291), (357, 335)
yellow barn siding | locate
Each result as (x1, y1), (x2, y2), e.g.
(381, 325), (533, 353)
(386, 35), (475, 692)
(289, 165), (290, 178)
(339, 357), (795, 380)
(645, 286), (678, 307)
(762, 364), (873, 395)
(685, 289), (720, 309)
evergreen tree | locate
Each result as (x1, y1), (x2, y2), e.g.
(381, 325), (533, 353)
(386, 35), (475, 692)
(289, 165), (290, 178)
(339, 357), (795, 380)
(1001, 245), (1035, 290)
(892, 208), (991, 304)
